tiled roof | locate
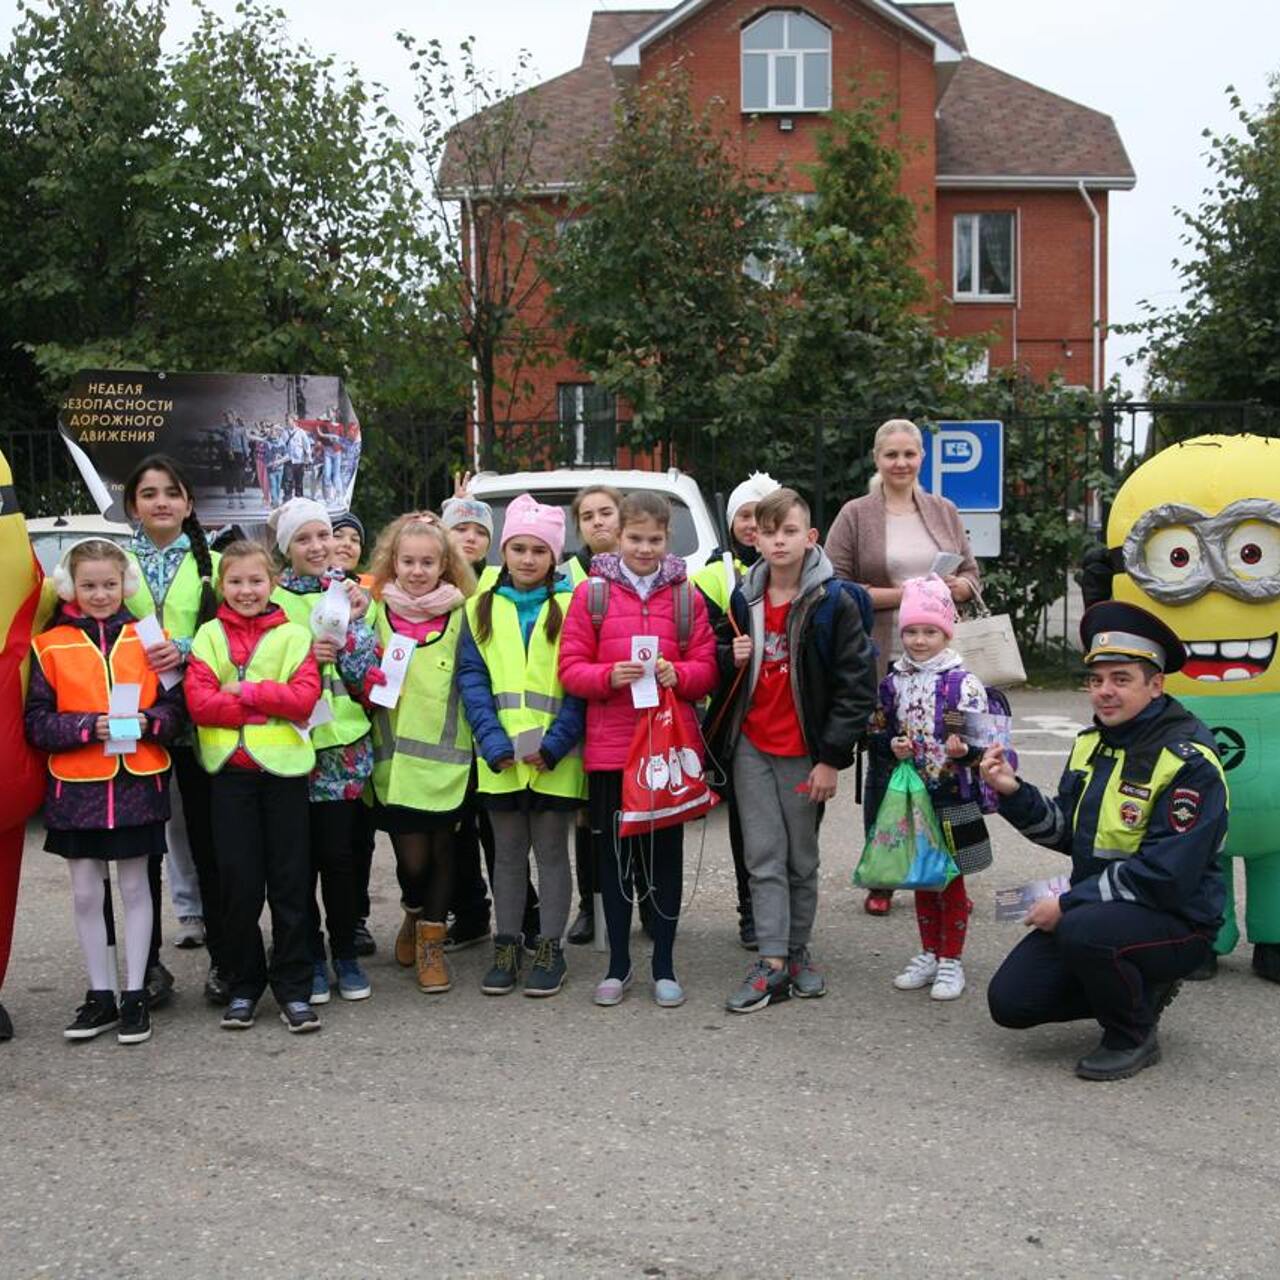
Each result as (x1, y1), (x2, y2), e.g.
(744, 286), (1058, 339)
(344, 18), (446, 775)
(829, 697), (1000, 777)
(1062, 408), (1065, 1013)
(936, 59), (1135, 183)
(900, 3), (967, 52)
(439, 10), (660, 193)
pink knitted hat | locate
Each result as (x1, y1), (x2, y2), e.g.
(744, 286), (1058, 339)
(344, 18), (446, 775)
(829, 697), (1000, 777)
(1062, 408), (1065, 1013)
(899, 574), (956, 638)
(501, 493), (565, 562)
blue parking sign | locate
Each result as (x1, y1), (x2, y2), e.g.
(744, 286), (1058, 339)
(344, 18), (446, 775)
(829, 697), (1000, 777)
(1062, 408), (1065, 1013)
(918, 421), (1003, 512)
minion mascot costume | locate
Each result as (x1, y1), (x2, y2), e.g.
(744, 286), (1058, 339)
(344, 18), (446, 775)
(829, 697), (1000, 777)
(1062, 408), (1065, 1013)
(0, 450), (49, 1040)
(1088, 434), (1280, 983)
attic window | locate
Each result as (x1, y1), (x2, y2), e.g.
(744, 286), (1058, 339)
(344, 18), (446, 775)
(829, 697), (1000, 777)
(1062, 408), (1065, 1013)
(741, 10), (831, 113)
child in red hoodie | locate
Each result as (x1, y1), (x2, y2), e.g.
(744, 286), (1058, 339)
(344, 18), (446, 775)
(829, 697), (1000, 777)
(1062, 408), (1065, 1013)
(185, 541), (322, 1033)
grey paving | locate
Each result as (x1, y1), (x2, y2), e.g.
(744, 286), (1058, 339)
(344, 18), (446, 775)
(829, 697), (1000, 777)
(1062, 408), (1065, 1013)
(1, 690), (1276, 1278)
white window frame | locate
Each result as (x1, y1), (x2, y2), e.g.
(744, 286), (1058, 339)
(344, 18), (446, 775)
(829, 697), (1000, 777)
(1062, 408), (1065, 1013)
(741, 10), (832, 114)
(953, 212), (1017, 302)
(557, 383), (616, 466)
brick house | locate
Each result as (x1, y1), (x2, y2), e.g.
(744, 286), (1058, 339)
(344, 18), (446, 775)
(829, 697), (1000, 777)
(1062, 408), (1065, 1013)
(443, 0), (1134, 458)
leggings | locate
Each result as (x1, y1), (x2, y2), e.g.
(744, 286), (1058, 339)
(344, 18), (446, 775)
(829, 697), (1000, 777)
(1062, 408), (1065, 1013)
(70, 857), (152, 992)
(488, 809), (573, 941)
(391, 828), (455, 923)
(915, 876), (972, 960)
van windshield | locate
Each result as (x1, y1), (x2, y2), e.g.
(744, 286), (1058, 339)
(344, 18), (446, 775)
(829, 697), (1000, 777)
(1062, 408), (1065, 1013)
(479, 490), (699, 563)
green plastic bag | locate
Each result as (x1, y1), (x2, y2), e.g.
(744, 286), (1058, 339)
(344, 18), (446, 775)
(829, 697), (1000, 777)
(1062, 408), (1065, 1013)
(852, 761), (959, 891)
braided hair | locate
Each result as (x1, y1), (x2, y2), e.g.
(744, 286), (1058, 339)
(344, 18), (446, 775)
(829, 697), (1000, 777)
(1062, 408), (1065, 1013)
(472, 565), (563, 646)
(122, 453), (218, 627)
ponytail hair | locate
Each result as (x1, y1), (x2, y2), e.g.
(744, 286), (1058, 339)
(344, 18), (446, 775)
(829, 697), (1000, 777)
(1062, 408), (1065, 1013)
(472, 567), (564, 646)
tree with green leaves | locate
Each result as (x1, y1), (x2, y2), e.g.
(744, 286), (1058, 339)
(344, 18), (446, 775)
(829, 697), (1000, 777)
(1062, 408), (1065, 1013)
(1124, 78), (1280, 406)
(541, 68), (782, 461)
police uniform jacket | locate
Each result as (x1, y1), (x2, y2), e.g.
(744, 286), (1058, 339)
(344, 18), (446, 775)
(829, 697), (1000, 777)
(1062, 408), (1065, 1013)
(999, 695), (1227, 931)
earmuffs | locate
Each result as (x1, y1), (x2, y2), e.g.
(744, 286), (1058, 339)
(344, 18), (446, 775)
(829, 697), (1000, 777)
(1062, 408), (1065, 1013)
(52, 538), (141, 602)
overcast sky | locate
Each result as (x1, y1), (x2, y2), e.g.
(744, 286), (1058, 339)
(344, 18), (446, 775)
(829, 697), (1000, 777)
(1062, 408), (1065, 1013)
(5, 0), (1278, 394)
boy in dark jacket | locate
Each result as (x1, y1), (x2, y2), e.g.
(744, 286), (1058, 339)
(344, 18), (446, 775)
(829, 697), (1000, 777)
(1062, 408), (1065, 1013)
(719, 489), (877, 1011)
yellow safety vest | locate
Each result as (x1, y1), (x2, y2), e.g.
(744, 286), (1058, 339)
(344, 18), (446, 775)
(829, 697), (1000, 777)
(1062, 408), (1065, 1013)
(562, 557), (588, 588)
(692, 554), (745, 614)
(464, 592), (585, 801)
(126, 548), (221, 643)
(476, 563), (499, 591)
(271, 583), (371, 751)
(190, 619), (317, 777)
(1067, 729), (1227, 862)
(368, 605), (472, 813)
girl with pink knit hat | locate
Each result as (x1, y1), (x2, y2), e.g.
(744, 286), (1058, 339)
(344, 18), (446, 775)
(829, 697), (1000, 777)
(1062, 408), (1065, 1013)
(456, 494), (587, 997)
(867, 574), (993, 1000)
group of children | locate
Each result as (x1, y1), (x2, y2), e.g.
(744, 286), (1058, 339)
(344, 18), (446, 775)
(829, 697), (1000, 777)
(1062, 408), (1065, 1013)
(24, 454), (1002, 1043)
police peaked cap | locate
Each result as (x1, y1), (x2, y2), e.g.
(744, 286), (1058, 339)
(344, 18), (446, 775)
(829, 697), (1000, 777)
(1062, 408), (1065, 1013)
(1079, 601), (1186, 674)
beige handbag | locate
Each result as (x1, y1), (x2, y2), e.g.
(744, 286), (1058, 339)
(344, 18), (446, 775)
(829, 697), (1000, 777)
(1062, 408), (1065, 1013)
(952, 585), (1027, 688)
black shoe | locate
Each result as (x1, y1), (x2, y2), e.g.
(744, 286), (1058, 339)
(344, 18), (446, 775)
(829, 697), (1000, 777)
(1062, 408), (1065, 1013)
(220, 997), (257, 1029)
(738, 912), (758, 951)
(0, 1001), (11, 1042)
(279, 1001), (321, 1034)
(353, 918), (377, 957)
(117, 989), (151, 1045)
(480, 934), (522, 995)
(524, 938), (567, 998)
(1075, 1031), (1161, 1082)
(1252, 942), (1280, 984)
(1186, 951), (1218, 981)
(204, 965), (231, 1006)
(145, 962), (175, 1010)
(566, 908), (594, 946)
(64, 990), (119, 1040)
(444, 917), (489, 953)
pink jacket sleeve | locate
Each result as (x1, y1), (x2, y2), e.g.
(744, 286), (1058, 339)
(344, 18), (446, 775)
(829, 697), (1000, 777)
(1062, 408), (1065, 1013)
(184, 655), (256, 728)
(558, 587), (614, 701)
(670, 588), (719, 701)
(239, 653), (322, 722)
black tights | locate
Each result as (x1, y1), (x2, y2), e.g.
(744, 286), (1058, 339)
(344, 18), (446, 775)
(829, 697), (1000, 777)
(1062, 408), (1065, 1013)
(392, 830), (454, 923)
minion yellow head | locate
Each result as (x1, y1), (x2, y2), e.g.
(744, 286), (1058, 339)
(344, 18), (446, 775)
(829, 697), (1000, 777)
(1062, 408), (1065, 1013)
(1107, 434), (1280, 697)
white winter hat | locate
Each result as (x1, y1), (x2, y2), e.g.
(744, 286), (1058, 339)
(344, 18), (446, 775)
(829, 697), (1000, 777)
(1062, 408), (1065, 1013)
(268, 497), (332, 554)
(726, 471), (782, 526)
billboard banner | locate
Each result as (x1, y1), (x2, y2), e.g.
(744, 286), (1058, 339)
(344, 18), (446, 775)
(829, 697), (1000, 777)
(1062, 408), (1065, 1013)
(57, 370), (362, 526)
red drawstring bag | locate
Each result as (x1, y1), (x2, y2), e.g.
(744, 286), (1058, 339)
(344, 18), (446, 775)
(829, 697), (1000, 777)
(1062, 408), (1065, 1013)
(618, 686), (719, 837)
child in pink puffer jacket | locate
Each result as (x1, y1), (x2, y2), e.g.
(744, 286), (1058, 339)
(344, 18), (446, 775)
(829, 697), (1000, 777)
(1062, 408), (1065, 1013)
(559, 491), (718, 1009)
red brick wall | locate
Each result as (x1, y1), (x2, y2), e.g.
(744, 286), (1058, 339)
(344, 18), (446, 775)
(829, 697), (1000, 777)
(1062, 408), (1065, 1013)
(936, 188), (1110, 388)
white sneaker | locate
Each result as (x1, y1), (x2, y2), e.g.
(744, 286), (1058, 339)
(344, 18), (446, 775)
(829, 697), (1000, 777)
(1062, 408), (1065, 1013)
(930, 957), (966, 1000)
(893, 951), (938, 990)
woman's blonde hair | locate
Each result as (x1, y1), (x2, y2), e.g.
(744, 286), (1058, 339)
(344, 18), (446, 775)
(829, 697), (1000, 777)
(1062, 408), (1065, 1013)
(368, 513), (477, 599)
(215, 539), (277, 587)
(868, 418), (925, 495)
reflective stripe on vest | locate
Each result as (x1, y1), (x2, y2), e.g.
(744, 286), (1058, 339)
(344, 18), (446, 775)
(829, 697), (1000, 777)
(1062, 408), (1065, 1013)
(126, 549), (220, 643)
(1067, 730), (1226, 861)
(270, 584), (371, 751)
(31, 624), (170, 782)
(369, 608), (472, 812)
(189, 619), (317, 777)
(464, 593), (585, 801)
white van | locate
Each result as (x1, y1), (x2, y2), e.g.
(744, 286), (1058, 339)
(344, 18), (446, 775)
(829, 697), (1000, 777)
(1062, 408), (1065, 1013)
(467, 468), (720, 572)
(27, 514), (134, 574)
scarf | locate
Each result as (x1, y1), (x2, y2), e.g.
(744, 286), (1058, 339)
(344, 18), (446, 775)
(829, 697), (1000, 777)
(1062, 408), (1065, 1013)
(892, 647), (963, 676)
(379, 579), (464, 622)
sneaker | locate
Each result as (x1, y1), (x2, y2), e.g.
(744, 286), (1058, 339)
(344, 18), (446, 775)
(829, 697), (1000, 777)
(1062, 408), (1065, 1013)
(524, 938), (567, 998)
(930, 957), (966, 1001)
(566, 908), (594, 946)
(594, 970), (633, 1007)
(220, 998), (256, 1029)
(310, 961), (331, 1005)
(204, 965), (231, 1006)
(480, 934), (522, 996)
(787, 946), (827, 999)
(653, 977), (686, 1008)
(334, 957), (372, 1001)
(893, 952), (939, 991)
(353, 919), (377, 957)
(117, 989), (151, 1045)
(279, 1001), (321, 1034)
(726, 959), (791, 1013)
(64, 990), (119, 1040)
(145, 962), (175, 1010)
(444, 917), (489, 953)
(172, 915), (205, 949)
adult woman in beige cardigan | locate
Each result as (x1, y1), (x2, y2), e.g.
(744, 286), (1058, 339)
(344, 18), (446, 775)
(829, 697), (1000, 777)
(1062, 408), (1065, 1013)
(826, 418), (981, 915)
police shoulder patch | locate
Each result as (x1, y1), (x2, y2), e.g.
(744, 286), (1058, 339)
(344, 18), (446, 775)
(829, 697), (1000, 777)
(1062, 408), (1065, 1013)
(1169, 786), (1201, 833)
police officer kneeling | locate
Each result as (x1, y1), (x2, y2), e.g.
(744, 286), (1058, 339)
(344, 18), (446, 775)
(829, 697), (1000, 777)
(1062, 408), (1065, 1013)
(981, 602), (1228, 1082)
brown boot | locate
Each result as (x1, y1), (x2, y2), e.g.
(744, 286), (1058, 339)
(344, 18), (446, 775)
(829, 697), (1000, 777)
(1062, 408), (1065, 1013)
(416, 920), (451, 993)
(395, 908), (421, 968)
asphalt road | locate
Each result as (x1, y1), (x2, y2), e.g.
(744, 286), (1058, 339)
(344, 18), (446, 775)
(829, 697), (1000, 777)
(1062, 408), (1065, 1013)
(1, 689), (1277, 1279)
